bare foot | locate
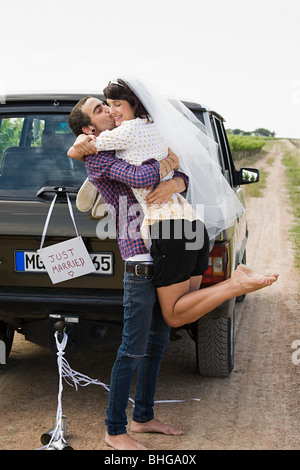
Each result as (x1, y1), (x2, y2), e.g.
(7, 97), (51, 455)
(104, 431), (148, 450)
(130, 418), (184, 436)
(232, 265), (279, 295)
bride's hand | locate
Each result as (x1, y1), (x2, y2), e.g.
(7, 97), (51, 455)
(73, 134), (97, 155)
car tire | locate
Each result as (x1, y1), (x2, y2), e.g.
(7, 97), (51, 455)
(195, 310), (235, 378)
(0, 321), (15, 363)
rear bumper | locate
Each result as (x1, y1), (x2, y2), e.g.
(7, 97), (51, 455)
(0, 287), (125, 352)
(0, 287), (124, 326)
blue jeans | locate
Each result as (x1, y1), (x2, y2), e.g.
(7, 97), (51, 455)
(105, 262), (170, 436)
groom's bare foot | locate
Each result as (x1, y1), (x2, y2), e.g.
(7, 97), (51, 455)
(130, 418), (184, 436)
(104, 431), (148, 450)
(232, 264), (279, 295)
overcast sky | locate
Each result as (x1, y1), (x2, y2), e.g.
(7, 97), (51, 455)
(1, 0), (300, 137)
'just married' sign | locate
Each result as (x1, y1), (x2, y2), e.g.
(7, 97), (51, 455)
(38, 236), (96, 284)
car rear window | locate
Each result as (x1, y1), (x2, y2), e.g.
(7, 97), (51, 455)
(0, 113), (86, 195)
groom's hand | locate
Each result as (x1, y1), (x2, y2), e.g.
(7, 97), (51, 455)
(146, 177), (186, 207)
(167, 148), (179, 170)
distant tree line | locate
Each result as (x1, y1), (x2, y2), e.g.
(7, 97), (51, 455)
(227, 128), (276, 137)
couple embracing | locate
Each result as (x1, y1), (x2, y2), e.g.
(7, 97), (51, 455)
(67, 77), (278, 450)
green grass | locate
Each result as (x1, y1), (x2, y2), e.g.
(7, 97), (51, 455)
(280, 141), (300, 271)
(234, 141), (273, 199)
(227, 134), (266, 160)
(231, 137), (300, 273)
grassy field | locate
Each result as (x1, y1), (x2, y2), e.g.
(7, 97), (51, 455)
(280, 140), (300, 271)
(227, 133), (266, 160)
(234, 138), (300, 272)
(233, 139), (274, 198)
(226, 133), (269, 197)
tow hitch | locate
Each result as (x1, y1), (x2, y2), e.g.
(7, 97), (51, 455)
(49, 314), (79, 352)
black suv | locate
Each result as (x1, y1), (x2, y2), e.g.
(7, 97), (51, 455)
(0, 93), (259, 377)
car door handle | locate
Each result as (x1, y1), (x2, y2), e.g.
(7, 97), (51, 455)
(36, 185), (80, 201)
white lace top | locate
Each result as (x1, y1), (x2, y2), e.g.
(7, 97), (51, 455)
(95, 118), (198, 247)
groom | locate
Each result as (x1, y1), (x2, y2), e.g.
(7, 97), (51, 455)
(68, 96), (188, 450)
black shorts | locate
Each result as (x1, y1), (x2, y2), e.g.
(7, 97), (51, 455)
(150, 219), (210, 287)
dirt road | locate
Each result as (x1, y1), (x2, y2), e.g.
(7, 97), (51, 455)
(0, 141), (299, 451)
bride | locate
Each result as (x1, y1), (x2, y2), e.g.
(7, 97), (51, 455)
(68, 76), (279, 328)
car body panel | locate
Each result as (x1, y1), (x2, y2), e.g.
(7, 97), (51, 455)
(0, 92), (258, 361)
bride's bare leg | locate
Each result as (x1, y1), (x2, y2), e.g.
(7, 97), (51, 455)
(189, 275), (202, 292)
(157, 267), (279, 328)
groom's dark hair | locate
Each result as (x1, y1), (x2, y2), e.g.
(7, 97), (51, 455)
(68, 96), (93, 136)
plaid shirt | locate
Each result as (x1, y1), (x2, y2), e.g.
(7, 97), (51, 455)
(84, 151), (188, 259)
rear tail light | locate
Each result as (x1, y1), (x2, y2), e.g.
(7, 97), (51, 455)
(201, 242), (229, 286)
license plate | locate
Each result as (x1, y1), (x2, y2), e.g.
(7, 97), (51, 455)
(15, 251), (114, 275)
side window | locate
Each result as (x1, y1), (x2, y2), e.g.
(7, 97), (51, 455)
(211, 116), (235, 186)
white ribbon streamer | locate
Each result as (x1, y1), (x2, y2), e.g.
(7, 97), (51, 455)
(54, 331), (114, 399)
(39, 331), (200, 449)
(40, 193), (79, 250)
(45, 332), (68, 450)
(54, 331), (200, 408)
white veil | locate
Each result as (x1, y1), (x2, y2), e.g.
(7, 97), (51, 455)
(119, 76), (245, 244)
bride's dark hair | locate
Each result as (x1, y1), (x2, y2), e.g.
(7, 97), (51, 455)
(103, 79), (152, 121)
